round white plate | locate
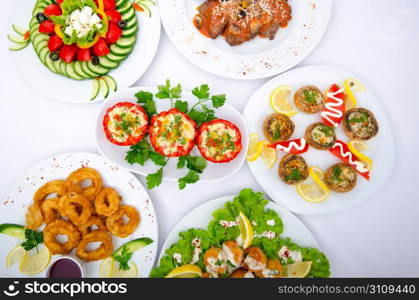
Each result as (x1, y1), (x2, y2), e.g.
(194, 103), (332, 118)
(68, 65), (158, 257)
(243, 65), (396, 215)
(0, 152), (158, 278)
(9, 0), (161, 103)
(95, 87), (249, 183)
(159, 195), (320, 262)
(158, 0), (332, 80)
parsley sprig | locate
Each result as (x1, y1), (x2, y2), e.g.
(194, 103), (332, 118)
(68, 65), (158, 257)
(21, 229), (43, 252)
(113, 246), (133, 271)
(125, 80), (226, 190)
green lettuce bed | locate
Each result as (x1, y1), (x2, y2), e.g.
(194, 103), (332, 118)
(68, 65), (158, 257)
(150, 189), (330, 278)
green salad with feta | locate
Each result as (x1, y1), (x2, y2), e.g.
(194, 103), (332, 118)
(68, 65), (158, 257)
(151, 189), (330, 278)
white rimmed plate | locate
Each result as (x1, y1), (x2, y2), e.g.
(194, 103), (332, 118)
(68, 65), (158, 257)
(95, 87), (249, 183)
(243, 65), (396, 215)
(158, 0), (332, 80)
(0, 152), (158, 277)
(9, 0), (161, 103)
(159, 195), (321, 262)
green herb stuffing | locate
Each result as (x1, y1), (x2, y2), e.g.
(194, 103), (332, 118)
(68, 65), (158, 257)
(285, 169), (303, 182)
(303, 89), (319, 105)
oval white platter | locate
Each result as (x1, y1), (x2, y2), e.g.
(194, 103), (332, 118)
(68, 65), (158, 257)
(9, 0), (161, 103)
(243, 65), (396, 215)
(96, 87), (249, 183)
(158, 0), (332, 80)
(0, 152), (158, 277)
(159, 195), (321, 261)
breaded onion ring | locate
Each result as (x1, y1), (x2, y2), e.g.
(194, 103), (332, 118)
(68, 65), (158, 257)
(78, 215), (107, 236)
(33, 180), (68, 206)
(25, 204), (43, 230)
(94, 187), (121, 216)
(76, 230), (113, 262)
(60, 192), (92, 226)
(106, 205), (140, 238)
(41, 198), (60, 224)
(44, 219), (81, 254)
(67, 167), (103, 201)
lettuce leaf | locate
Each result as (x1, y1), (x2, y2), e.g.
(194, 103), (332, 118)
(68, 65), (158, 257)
(60, 0), (97, 15)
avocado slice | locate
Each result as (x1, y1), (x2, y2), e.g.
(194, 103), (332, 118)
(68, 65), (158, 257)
(112, 237), (153, 258)
(0, 224), (26, 240)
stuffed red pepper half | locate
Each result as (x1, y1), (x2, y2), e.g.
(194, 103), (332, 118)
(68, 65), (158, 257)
(197, 119), (242, 163)
(149, 108), (197, 157)
(103, 102), (149, 146)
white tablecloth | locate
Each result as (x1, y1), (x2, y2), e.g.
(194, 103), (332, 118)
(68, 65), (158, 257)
(1, 0), (418, 277)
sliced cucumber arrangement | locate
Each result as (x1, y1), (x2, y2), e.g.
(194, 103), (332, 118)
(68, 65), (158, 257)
(90, 75), (118, 101)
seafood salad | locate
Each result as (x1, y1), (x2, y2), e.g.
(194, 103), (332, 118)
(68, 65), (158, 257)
(193, 0), (292, 46)
(151, 189), (330, 278)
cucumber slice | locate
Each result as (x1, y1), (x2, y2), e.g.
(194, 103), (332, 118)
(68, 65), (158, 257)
(65, 62), (84, 80)
(8, 34), (27, 44)
(116, 36), (136, 49)
(13, 24), (27, 36)
(45, 55), (58, 73)
(0, 224), (26, 240)
(38, 46), (49, 64)
(74, 61), (91, 79)
(32, 34), (48, 47)
(9, 43), (28, 51)
(103, 75), (117, 92)
(126, 16), (137, 29)
(105, 52), (126, 63)
(122, 23), (138, 38)
(29, 17), (38, 29)
(116, 0), (127, 9)
(99, 78), (109, 98)
(121, 7), (135, 22)
(112, 238), (153, 258)
(99, 56), (118, 69)
(57, 60), (67, 76)
(118, 0), (133, 15)
(110, 44), (132, 56)
(90, 79), (100, 101)
(53, 59), (64, 76)
(34, 39), (48, 54)
(81, 61), (99, 78)
(86, 61), (109, 76)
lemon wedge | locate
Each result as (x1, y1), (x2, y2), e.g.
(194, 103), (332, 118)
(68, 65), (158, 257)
(100, 257), (138, 278)
(6, 245), (26, 267)
(283, 261), (312, 278)
(296, 167), (329, 203)
(165, 264), (202, 278)
(19, 245), (51, 275)
(260, 142), (276, 168)
(247, 133), (265, 162)
(238, 212), (253, 249)
(99, 257), (114, 278)
(344, 78), (366, 109)
(270, 85), (297, 117)
(348, 140), (373, 170)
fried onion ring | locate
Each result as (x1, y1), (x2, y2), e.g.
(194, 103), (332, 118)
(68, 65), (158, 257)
(60, 192), (92, 226)
(106, 205), (140, 238)
(33, 180), (68, 206)
(94, 187), (121, 216)
(41, 198), (60, 224)
(44, 219), (81, 254)
(76, 230), (113, 261)
(67, 167), (103, 201)
(78, 215), (107, 236)
(25, 204), (43, 230)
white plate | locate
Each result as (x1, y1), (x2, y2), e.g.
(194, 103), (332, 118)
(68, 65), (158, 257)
(158, 0), (332, 80)
(10, 0), (161, 103)
(243, 65), (396, 215)
(95, 87), (249, 183)
(0, 152), (158, 278)
(159, 195), (320, 262)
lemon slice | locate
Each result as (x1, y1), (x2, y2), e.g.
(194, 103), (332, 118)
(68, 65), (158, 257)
(111, 261), (138, 278)
(296, 167), (329, 203)
(19, 245), (51, 275)
(99, 257), (113, 278)
(348, 140), (373, 170)
(6, 245), (26, 267)
(283, 261), (312, 278)
(270, 85), (297, 117)
(247, 133), (265, 162)
(344, 78), (366, 109)
(238, 212), (253, 249)
(260, 142), (276, 168)
(165, 264), (202, 278)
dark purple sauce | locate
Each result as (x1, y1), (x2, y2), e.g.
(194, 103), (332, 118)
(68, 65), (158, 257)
(48, 258), (82, 278)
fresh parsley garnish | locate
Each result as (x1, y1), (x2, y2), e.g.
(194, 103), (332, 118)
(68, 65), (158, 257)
(21, 229), (43, 252)
(135, 90), (156, 118)
(114, 246), (133, 271)
(303, 89), (318, 104)
(178, 170), (200, 190)
(285, 169), (302, 182)
(146, 168), (163, 190)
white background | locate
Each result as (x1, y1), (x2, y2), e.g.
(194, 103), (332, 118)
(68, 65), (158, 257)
(0, 0), (418, 277)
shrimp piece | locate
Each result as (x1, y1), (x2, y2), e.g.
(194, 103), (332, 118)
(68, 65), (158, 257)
(230, 268), (255, 278)
(243, 247), (267, 272)
(257, 259), (284, 278)
(203, 247), (227, 275)
(222, 241), (244, 268)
